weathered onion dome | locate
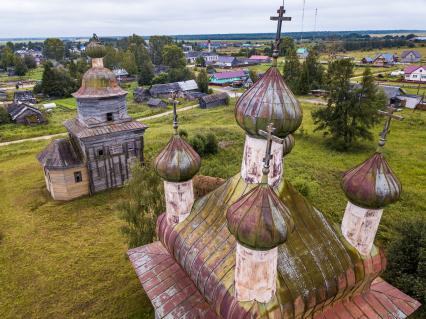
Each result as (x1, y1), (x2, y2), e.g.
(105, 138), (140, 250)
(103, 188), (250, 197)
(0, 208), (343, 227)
(282, 134), (295, 157)
(154, 135), (201, 183)
(235, 66), (302, 138)
(341, 152), (401, 209)
(227, 183), (295, 250)
(85, 37), (107, 59)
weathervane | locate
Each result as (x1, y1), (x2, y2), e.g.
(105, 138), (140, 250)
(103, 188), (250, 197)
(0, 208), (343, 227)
(270, 2), (292, 65)
(259, 123), (285, 179)
(169, 92), (179, 134)
(377, 105), (404, 149)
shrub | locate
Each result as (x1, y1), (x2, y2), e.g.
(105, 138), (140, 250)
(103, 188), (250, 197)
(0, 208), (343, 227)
(383, 218), (426, 318)
(189, 132), (219, 157)
(118, 162), (164, 248)
(291, 175), (319, 197)
(0, 107), (11, 124)
(189, 134), (206, 155)
(204, 133), (219, 155)
(178, 129), (188, 139)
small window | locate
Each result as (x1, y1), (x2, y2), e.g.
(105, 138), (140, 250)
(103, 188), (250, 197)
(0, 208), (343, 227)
(106, 112), (114, 121)
(74, 171), (83, 183)
(97, 149), (104, 157)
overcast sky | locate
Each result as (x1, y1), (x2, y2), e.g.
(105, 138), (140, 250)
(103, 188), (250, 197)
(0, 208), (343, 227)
(1, 0), (425, 38)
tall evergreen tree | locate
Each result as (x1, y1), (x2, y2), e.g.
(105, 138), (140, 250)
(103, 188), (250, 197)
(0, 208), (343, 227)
(13, 55), (28, 76)
(43, 38), (65, 61)
(298, 47), (324, 95)
(149, 36), (173, 65)
(312, 61), (385, 150)
(196, 69), (209, 93)
(138, 60), (154, 86)
(283, 47), (301, 93)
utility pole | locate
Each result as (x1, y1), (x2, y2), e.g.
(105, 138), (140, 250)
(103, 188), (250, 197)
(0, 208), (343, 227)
(314, 8), (318, 38)
(300, 0), (306, 42)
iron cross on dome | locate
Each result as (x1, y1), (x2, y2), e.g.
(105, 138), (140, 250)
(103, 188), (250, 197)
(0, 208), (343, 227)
(259, 123), (285, 174)
(377, 105), (404, 148)
(169, 92), (179, 134)
(270, 4), (292, 58)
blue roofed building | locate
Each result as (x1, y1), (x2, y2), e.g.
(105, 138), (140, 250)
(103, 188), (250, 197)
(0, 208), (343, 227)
(296, 47), (309, 59)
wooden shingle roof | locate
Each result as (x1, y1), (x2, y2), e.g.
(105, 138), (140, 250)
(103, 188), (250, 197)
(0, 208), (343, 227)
(37, 139), (82, 169)
(64, 118), (147, 139)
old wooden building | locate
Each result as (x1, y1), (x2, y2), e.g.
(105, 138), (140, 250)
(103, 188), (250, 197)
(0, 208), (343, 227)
(37, 35), (147, 200)
(7, 102), (46, 125)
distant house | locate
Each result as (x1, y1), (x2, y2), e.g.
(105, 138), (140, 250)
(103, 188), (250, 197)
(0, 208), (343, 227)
(154, 65), (170, 75)
(210, 70), (246, 86)
(361, 56), (373, 64)
(7, 102), (46, 125)
(184, 91), (208, 101)
(248, 55), (272, 64)
(390, 70), (405, 77)
(7, 67), (16, 77)
(404, 65), (426, 82)
(178, 80), (198, 93)
(199, 92), (229, 109)
(398, 94), (425, 109)
(147, 98), (167, 108)
(216, 56), (239, 68)
(150, 82), (181, 98)
(297, 48), (309, 59)
(372, 53), (397, 67)
(400, 50), (421, 63)
(182, 44), (193, 52)
(112, 68), (129, 81)
(14, 91), (37, 104)
(185, 51), (219, 64)
(133, 87), (151, 103)
(378, 85), (406, 106)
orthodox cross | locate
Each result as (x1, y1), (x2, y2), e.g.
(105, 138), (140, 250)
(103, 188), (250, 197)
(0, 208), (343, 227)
(270, 3), (292, 60)
(377, 105), (404, 148)
(259, 123), (284, 177)
(169, 92), (179, 134)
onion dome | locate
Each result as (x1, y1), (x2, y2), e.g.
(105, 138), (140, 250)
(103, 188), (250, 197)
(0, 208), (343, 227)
(226, 183), (295, 250)
(85, 34), (107, 59)
(235, 66), (302, 138)
(282, 134), (295, 157)
(154, 135), (201, 183)
(341, 152), (401, 209)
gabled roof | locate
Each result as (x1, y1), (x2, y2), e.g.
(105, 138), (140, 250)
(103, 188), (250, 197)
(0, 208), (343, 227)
(404, 65), (425, 74)
(200, 92), (229, 104)
(147, 98), (166, 107)
(37, 139), (82, 169)
(178, 80), (198, 91)
(373, 53), (395, 63)
(401, 50), (421, 58)
(7, 103), (42, 120)
(217, 56), (237, 63)
(212, 70), (245, 80)
(249, 55), (271, 60)
(150, 82), (180, 95)
(379, 85), (406, 99)
(112, 68), (129, 76)
(296, 47), (308, 54)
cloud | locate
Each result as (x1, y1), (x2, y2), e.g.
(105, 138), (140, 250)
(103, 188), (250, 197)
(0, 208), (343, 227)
(0, 0), (424, 38)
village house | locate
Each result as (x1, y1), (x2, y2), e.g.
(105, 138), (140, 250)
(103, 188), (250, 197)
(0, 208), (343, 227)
(37, 35), (147, 201)
(296, 47), (309, 59)
(133, 87), (151, 103)
(149, 79), (199, 98)
(378, 84), (423, 109)
(7, 102), (46, 125)
(112, 68), (131, 82)
(216, 56), (239, 68)
(199, 92), (229, 108)
(147, 98), (167, 108)
(248, 55), (272, 64)
(209, 70), (247, 86)
(127, 7), (420, 319)
(184, 51), (219, 64)
(14, 90), (37, 104)
(372, 53), (397, 67)
(404, 65), (426, 82)
(400, 50), (422, 63)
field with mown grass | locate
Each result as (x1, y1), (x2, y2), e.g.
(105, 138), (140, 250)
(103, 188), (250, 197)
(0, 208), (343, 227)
(0, 101), (425, 318)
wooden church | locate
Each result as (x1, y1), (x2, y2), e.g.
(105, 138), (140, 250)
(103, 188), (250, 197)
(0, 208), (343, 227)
(37, 35), (147, 201)
(127, 5), (421, 319)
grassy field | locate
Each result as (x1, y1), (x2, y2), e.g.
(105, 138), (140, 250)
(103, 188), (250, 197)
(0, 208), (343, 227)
(0, 101), (425, 318)
(0, 66), (44, 83)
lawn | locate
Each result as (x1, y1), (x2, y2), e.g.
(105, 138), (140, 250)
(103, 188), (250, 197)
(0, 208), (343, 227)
(0, 101), (425, 318)
(0, 66), (44, 83)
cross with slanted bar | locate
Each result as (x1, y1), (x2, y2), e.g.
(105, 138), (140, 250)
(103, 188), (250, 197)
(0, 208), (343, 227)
(270, 4), (292, 59)
(169, 92), (179, 134)
(259, 123), (284, 176)
(377, 105), (404, 147)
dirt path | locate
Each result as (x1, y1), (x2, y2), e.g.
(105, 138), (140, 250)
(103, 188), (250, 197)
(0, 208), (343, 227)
(0, 104), (199, 147)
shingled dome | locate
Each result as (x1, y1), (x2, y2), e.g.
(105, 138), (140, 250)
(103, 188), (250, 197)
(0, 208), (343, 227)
(226, 182), (295, 250)
(235, 66), (302, 138)
(85, 36), (107, 59)
(341, 152), (401, 209)
(154, 135), (201, 183)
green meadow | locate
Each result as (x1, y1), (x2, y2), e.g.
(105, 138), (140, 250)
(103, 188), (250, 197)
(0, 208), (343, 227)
(0, 102), (425, 318)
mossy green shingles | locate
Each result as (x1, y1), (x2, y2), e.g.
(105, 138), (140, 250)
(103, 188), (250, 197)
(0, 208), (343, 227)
(226, 182), (295, 250)
(235, 66), (302, 138)
(154, 134), (201, 183)
(162, 173), (364, 317)
(85, 35), (107, 59)
(341, 152), (401, 209)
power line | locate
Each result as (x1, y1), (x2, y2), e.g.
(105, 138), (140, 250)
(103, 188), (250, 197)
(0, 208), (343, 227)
(300, 0), (306, 41)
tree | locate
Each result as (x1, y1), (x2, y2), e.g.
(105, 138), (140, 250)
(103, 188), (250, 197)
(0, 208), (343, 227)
(195, 56), (206, 67)
(43, 38), (65, 61)
(0, 47), (15, 68)
(149, 35), (173, 65)
(138, 59), (154, 85)
(312, 61), (385, 150)
(38, 61), (78, 97)
(283, 47), (301, 93)
(196, 69), (209, 93)
(383, 218), (426, 318)
(151, 72), (169, 84)
(249, 70), (259, 83)
(0, 107), (11, 124)
(298, 47), (324, 94)
(24, 55), (37, 69)
(162, 44), (186, 69)
(281, 36), (296, 57)
(14, 56), (28, 76)
(121, 50), (138, 75)
(118, 163), (164, 248)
